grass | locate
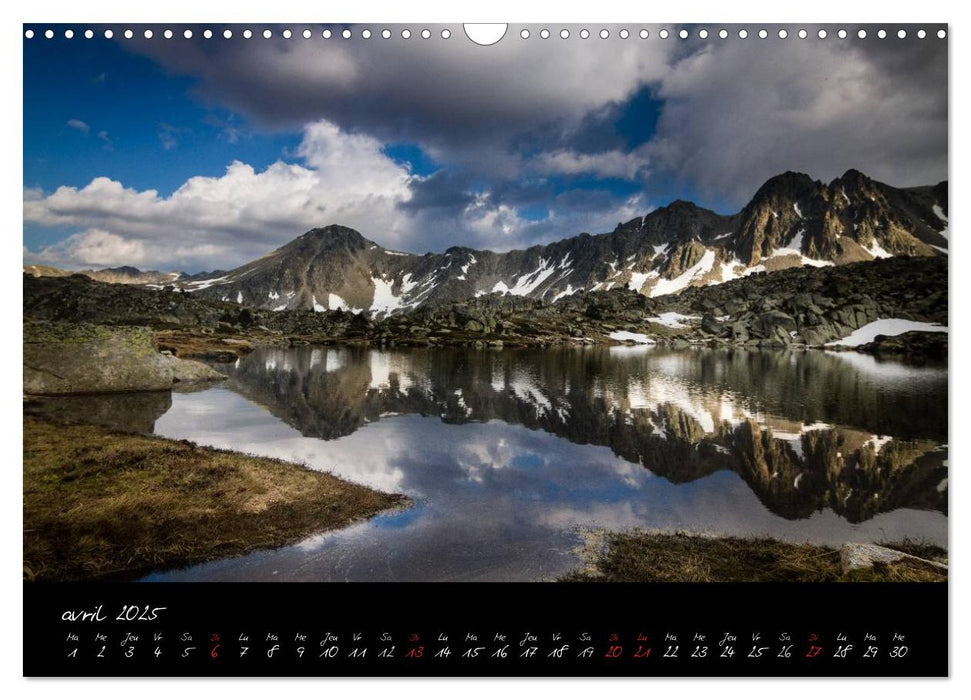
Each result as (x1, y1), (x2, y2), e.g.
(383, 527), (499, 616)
(561, 531), (947, 583)
(23, 416), (408, 582)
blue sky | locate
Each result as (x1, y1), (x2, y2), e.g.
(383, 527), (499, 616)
(24, 35), (303, 250)
(23, 25), (947, 272)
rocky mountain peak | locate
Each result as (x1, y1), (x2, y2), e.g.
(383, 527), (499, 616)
(106, 169), (948, 316)
(753, 171), (818, 199)
(294, 224), (372, 248)
(837, 168), (871, 188)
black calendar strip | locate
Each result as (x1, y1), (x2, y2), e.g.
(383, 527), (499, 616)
(24, 582), (946, 677)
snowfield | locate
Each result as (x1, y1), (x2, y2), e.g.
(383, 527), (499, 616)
(648, 249), (717, 297)
(826, 319), (947, 347)
(646, 312), (700, 329)
(608, 331), (656, 344)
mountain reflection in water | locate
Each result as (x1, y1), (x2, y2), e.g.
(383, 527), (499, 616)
(107, 345), (945, 581)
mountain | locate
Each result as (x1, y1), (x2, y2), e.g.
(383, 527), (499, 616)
(22, 255), (948, 352)
(114, 170), (957, 315)
(24, 264), (191, 286)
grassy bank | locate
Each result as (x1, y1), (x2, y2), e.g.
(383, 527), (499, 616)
(562, 531), (947, 583)
(23, 417), (408, 582)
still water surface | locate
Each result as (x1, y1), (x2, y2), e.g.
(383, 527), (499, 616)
(68, 345), (947, 582)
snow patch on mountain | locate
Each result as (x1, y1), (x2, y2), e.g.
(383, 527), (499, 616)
(647, 312), (700, 329)
(764, 229), (833, 268)
(608, 331), (655, 344)
(326, 293), (363, 313)
(184, 275), (229, 291)
(507, 259), (556, 296)
(648, 249), (717, 297)
(866, 239), (892, 259)
(826, 319), (947, 347)
(370, 276), (403, 315)
(933, 204), (949, 240)
(628, 270), (652, 293)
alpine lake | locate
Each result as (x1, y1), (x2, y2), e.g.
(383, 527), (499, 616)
(34, 344), (948, 582)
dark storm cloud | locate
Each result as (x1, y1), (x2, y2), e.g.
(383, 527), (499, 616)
(126, 25), (673, 175)
(127, 24), (946, 203)
(398, 170), (478, 213)
(643, 25), (948, 203)
(513, 85), (663, 159)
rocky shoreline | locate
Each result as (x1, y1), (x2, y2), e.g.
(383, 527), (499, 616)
(24, 320), (225, 395)
(23, 256), (947, 374)
(562, 531), (947, 583)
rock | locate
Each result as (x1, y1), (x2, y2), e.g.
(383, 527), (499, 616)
(839, 542), (947, 575)
(799, 327), (830, 347)
(757, 310), (797, 333)
(24, 322), (225, 395)
(168, 356), (225, 383)
(726, 322), (750, 342)
(856, 330), (948, 359)
(701, 314), (726, 335)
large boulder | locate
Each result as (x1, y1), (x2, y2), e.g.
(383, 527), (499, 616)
(24, 322), (225, 395)
(751, 310), (797, 340)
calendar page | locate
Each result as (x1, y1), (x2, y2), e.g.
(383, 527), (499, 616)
(21, 21), (948, 677)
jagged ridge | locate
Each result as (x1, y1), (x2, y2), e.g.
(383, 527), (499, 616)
(28, 170), (949, 317)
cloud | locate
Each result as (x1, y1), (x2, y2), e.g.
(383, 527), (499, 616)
(127, 27), (674, 176)
(642, 30), (948, 203)
(66, 119), (90, 135)
(25, 115), (646, 269)
(157, 123), (189, 150)
(25, 27), (947, 270)
(30, 229), (150, 268)
(202, 113), (245, 144)
(25, 119), (417, 270)
(122, 26), (945, 209)
(527, 148), (649, 180)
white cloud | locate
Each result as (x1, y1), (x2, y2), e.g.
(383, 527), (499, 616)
(25, 115), (650, 270)
(462, 193), (529, 240)
(25, 119), (417, 270)
(30, 229), (149, 268)
(66, 119), (90, 135)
